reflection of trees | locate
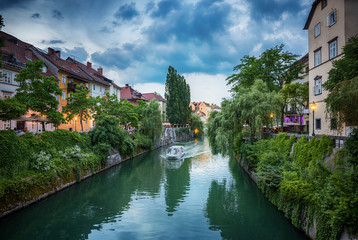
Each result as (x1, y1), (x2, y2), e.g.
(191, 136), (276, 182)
(164, 157), (191, 214)
(0, 150), (164, 240)
(204, 158), (308, 240)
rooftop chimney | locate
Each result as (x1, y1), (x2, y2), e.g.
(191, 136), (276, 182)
(125, 84), (129, 87)
(48, 47), (55, 56)
(97, 67), (103, 75)
(54, 50), (61, 58)
(87, 61), (92, 69)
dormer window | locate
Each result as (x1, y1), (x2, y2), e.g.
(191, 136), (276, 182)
(42, 66), (47, 73)
(321, 0), (327, 10)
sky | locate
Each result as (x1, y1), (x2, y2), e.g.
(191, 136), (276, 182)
(1, 0), (313, 105)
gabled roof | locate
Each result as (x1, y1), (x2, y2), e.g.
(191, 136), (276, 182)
(142, 93), (167, 102)
(0, 31), (57, 80)
(120, 85), (148, 101)
(300, 53), (309, 64)
(66, 58), (111, 86)
(34, 48), (91, 82)
(304, 0), (320, 30)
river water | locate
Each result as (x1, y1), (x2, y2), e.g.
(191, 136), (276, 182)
(0, 138), (309, 240)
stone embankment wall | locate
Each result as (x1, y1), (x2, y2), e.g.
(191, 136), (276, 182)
(0, 128), (193, 218)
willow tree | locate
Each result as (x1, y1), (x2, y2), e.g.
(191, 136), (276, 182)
(165, 66), (191, 124)
(323, 36), (358, 129)
(140, 99), (163, 140)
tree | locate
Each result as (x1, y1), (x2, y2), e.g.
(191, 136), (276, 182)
(190, 114), (204, 137)
(139, 99), (162, 140)
(63, 84), (94, 132)
(227, 44), (303, 92)
(15, 60), (63, 129)
(0, 97), (27, 123)
(235, 79), (283, 138)
(323, 36), (358, 128)
(279, 83), (309, 133)
(165, 66), (191, 124)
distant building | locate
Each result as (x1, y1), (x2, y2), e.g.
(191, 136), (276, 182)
(304, 0), (358, 136)
(189, 101), (221, 123)
(120, 84), (148, 105)
(142, 93), (167, 121)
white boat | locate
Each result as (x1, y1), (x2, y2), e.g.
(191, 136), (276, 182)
(166, 146), (185, 160)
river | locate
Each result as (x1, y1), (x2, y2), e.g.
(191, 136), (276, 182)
(0, 138), (309, 240)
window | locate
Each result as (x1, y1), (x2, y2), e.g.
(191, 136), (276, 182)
(329, 39), (337, 59)
(314, 23), (320, 37)
(321, 0), (327, 9)
(315, 76), (322, 95)
(85, 83), (89, 89)
(42, 66), (47, 73)
(1, 70), (12, 84)
(328, 9), (336, 27)
(32, 121), (37, 130)
(93, 84), (96, 90)
(330, 118), (337, 130)
(316, 118), (321, 130)
(4, 121), (10, 129)
(62, 91), (66, 100)
(314, 49), (321, 67)
(62, 76), (66, 84)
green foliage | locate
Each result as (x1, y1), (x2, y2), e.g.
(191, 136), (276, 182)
(190, 114), (204, 137)
(345, 128), (358, 167)
(89, 115), (135, 157)
(324, 36), (358, 128)
(14, 60), (64, 127)
(139, 99), (162, 140)
(0, 97), (27, 121)
(165, 66), (191, 124)
(227, 44), (303, 92)
(133, 132), (153, 150)
(63, 84), (94, 131)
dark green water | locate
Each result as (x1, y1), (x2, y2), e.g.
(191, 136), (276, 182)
(0, 138), (309, 240)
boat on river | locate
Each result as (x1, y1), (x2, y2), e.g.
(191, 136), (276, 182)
(166, 146), (185, 160)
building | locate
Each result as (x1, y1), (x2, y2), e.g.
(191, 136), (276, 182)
(0, 31), (57, 133)
(304, 0), (358, 136)
(120, 84), (148, 105)
(283, 53), (310, 133)
(33, 47), (94, 132)
(189, 102), (220, 123)
(142, 93), (167, 121)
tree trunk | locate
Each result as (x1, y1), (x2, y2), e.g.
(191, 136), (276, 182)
(42, 121), (46, 132)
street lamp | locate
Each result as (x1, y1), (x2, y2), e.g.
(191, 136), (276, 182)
(270, 113), (274, 132)
(74, 116), (77, 132)
(311, 101), (316, 136)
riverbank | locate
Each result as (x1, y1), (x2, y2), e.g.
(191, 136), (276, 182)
(236, 133), (358, 240)
(0, 129), (193, 218)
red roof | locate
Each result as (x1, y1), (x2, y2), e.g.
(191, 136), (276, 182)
(34, 47), (91, 82)
(142, 93), (166, 102)
(0, 31), (57, 80)
(67, 58), (111, 86)
(300, 53), (309, 64)
(120, 85), (148, 101)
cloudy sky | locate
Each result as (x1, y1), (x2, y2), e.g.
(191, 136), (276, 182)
(1, 0), (312, 105)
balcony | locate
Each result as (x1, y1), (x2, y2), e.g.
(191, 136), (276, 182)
(67, 83), (88, 92)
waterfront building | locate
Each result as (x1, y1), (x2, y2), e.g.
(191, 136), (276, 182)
(189, 102), (220, 123)
(142, 93), (167, 121)
(120, 84), (148, 105)
(0, 31), (57, 133)
(283, 54), (310, 133)
(304, 0), (358, 136)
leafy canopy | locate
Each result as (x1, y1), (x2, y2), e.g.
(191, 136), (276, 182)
(15, 60), (63, 127)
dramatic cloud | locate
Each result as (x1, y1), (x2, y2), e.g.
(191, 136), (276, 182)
(31, 13), (40, 19)
(1, 0), (311, 104)
(114, 2), (139, 21)
(52, 10), (64, 20)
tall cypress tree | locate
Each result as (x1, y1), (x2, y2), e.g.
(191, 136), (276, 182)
(165, 66), (191, 124)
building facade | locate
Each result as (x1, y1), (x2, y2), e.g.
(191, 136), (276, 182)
(304, 0), (358, 136)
